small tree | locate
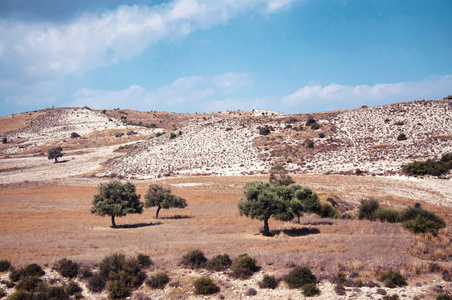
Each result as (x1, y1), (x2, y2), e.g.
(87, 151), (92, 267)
(238, 181), (293, 236)
(90, 181), (144, 228)
(47, 146), (63, 163)
(144, 184), (187, 219)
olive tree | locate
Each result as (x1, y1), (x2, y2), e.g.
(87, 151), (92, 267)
(90, 181), (144, 228)
(47, 146), (63, 163)
(144, 184), (187, 219)
(238, 179), (320, 235)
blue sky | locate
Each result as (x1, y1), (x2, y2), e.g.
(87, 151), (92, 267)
(0, 0), (451, 116)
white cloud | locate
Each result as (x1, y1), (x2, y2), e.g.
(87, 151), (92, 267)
(70, 72), (254, 112)
(282, 75), (452, 111)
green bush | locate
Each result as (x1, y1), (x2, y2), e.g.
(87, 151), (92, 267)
(304, 139), (314, 148)
(310, 123), (320, 130)
(146, 272), (170, 289)
(9, 264), (45, 282)
(180, 250), (207, 269)
(302, 282), (321, 296)
(88, 273), (106, 293)
(169, 132), (177, 139)
(15, 276), (42, 292)
(374, 207), (401, 223)
(66, 280), (82, 295)
(0, 260), (11, 272)
(107, 280), (130, 299)
(402, 159), (450, 176)
(440, 153), (452, 163)
(99, 253), (126, 280)
(258, 274), (278, 289)
(137, 253), (153, 268)
(206, 254), (232, 271)
(79, 265), (93, 279)
(55, 258), (79, 278)
(305, 115), (316, 126)
(357, 198), (380, 221)
(401, 204), (446, 234)
(378, 270), (407, 288)
(259, 126), (271, 135)
(230, 254), (258, 279)
(193, 276), (220, 295)
(397, 133), (407, 141)
(437, 294), (452, 300)
(284, 266), (317, 289)
(319, 203), (339, 219)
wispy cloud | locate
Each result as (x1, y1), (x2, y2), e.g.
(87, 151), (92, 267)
(282, 75), (452, 111)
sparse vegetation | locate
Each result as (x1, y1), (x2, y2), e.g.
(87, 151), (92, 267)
(90, 181), (144, 228)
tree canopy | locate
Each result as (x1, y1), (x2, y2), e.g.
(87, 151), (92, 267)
(47, 146), (63, 163)
(144, 184), (187, 219)
(238, 177), (320, 235)
(90, 181), (144, 227)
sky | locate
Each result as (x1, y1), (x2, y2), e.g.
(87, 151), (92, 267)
(0, 0), (451, 117)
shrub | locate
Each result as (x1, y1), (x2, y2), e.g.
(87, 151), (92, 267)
(66, 280), (82, 295)
(440, 153), (452, 163)
(401, 204), (446, 234)
(437, 294), (452, 300)
(230, 254), (258, 279)
(270, 164), (286, 173)
(99, 253), (126, 280)
(15, 276), (41, 292)
(311, 123), (320, 130)
(397, 133), (407, 141)
(180, 250), (207, 269)
(146, 272), (170, 289)
(284, 266), (317, 289)
(2, 137), (7, 144)
(259, 126), (271, 135)
(206, 254), (232, 271)
(319, 203), (339, 219)
(79, 265), (93, 279)
(169, 132), (177, 139)
(0, 288), (5, 298)
(402, 160), (450, 176)
(374, 207), (401, 223)
(107, 280), (130, 299)
(302, 282), (321, 296)
(137, 253), (153, 268)
(0, 260), (11, 272)
(87, 273), (106, 293)
(378, 270), (407, 288)
(305, 115), (316, 126)
(55, 258), (79, 278)
(258, 274), (278, 289)
(318, 133), (325, 138)
(71, 132), (80, 138)
(357, 198), (380, 221)
(245, 287), (257, 296)
(10, 264), (45, 282)
(193, 276), (220, 295)
(304, 139), (314, 148)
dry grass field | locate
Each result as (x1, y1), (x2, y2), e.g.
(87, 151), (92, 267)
(1, 102), (452, 299)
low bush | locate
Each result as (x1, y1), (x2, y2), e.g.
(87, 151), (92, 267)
(66, 280), (82, 295)
(15, 276), (42, 292)
(0, 288), (5, 298)
(0, 260), (11, 272)
(146, 272), (169, 289)
(305, 115), (316, 126)
(319, 203), (339, 219)
(206, 254), (232, 271)
(258, 274), (278, 289)
(302, 282), (321, 296)
(169, 132), (177, 139)
(193, 276), (220, 295)
(55, 258), (79, 278)
(79, 265), (93, 279)
(107, 280), (130, 299)
(437, 294), (452, 300)
(374, 207), (401, 223)
(304, 139), (314, 148)
(357, 198), (380, 221)
(259, 126), (271, 136)
(378, 270), (407, 288)
(137, 253), (153, 268)
(180, 250), (207, 269)
(402, 159), (450, 176)
(70, 132), (80, 138)
(284, 265), (317, 289)
(10, 264), (45, 282)
(401, 204), (446, 234)
(88, 273), (106, 293)
(318, 132), (325, 138)
(397, 133), (407, 141)
(230, 254), (258, 279)
(245, 287), (257, 296)
(310, 122), (321, 130)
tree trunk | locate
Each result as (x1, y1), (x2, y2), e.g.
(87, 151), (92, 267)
(297, 215), (300, 224)
(155, 206), (161, 219)
(263, 218), (270, 236)
(54, 158), (58, 163)
(111, 215), (116, 228)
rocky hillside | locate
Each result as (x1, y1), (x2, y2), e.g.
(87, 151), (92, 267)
(1, 99), (451, 179)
